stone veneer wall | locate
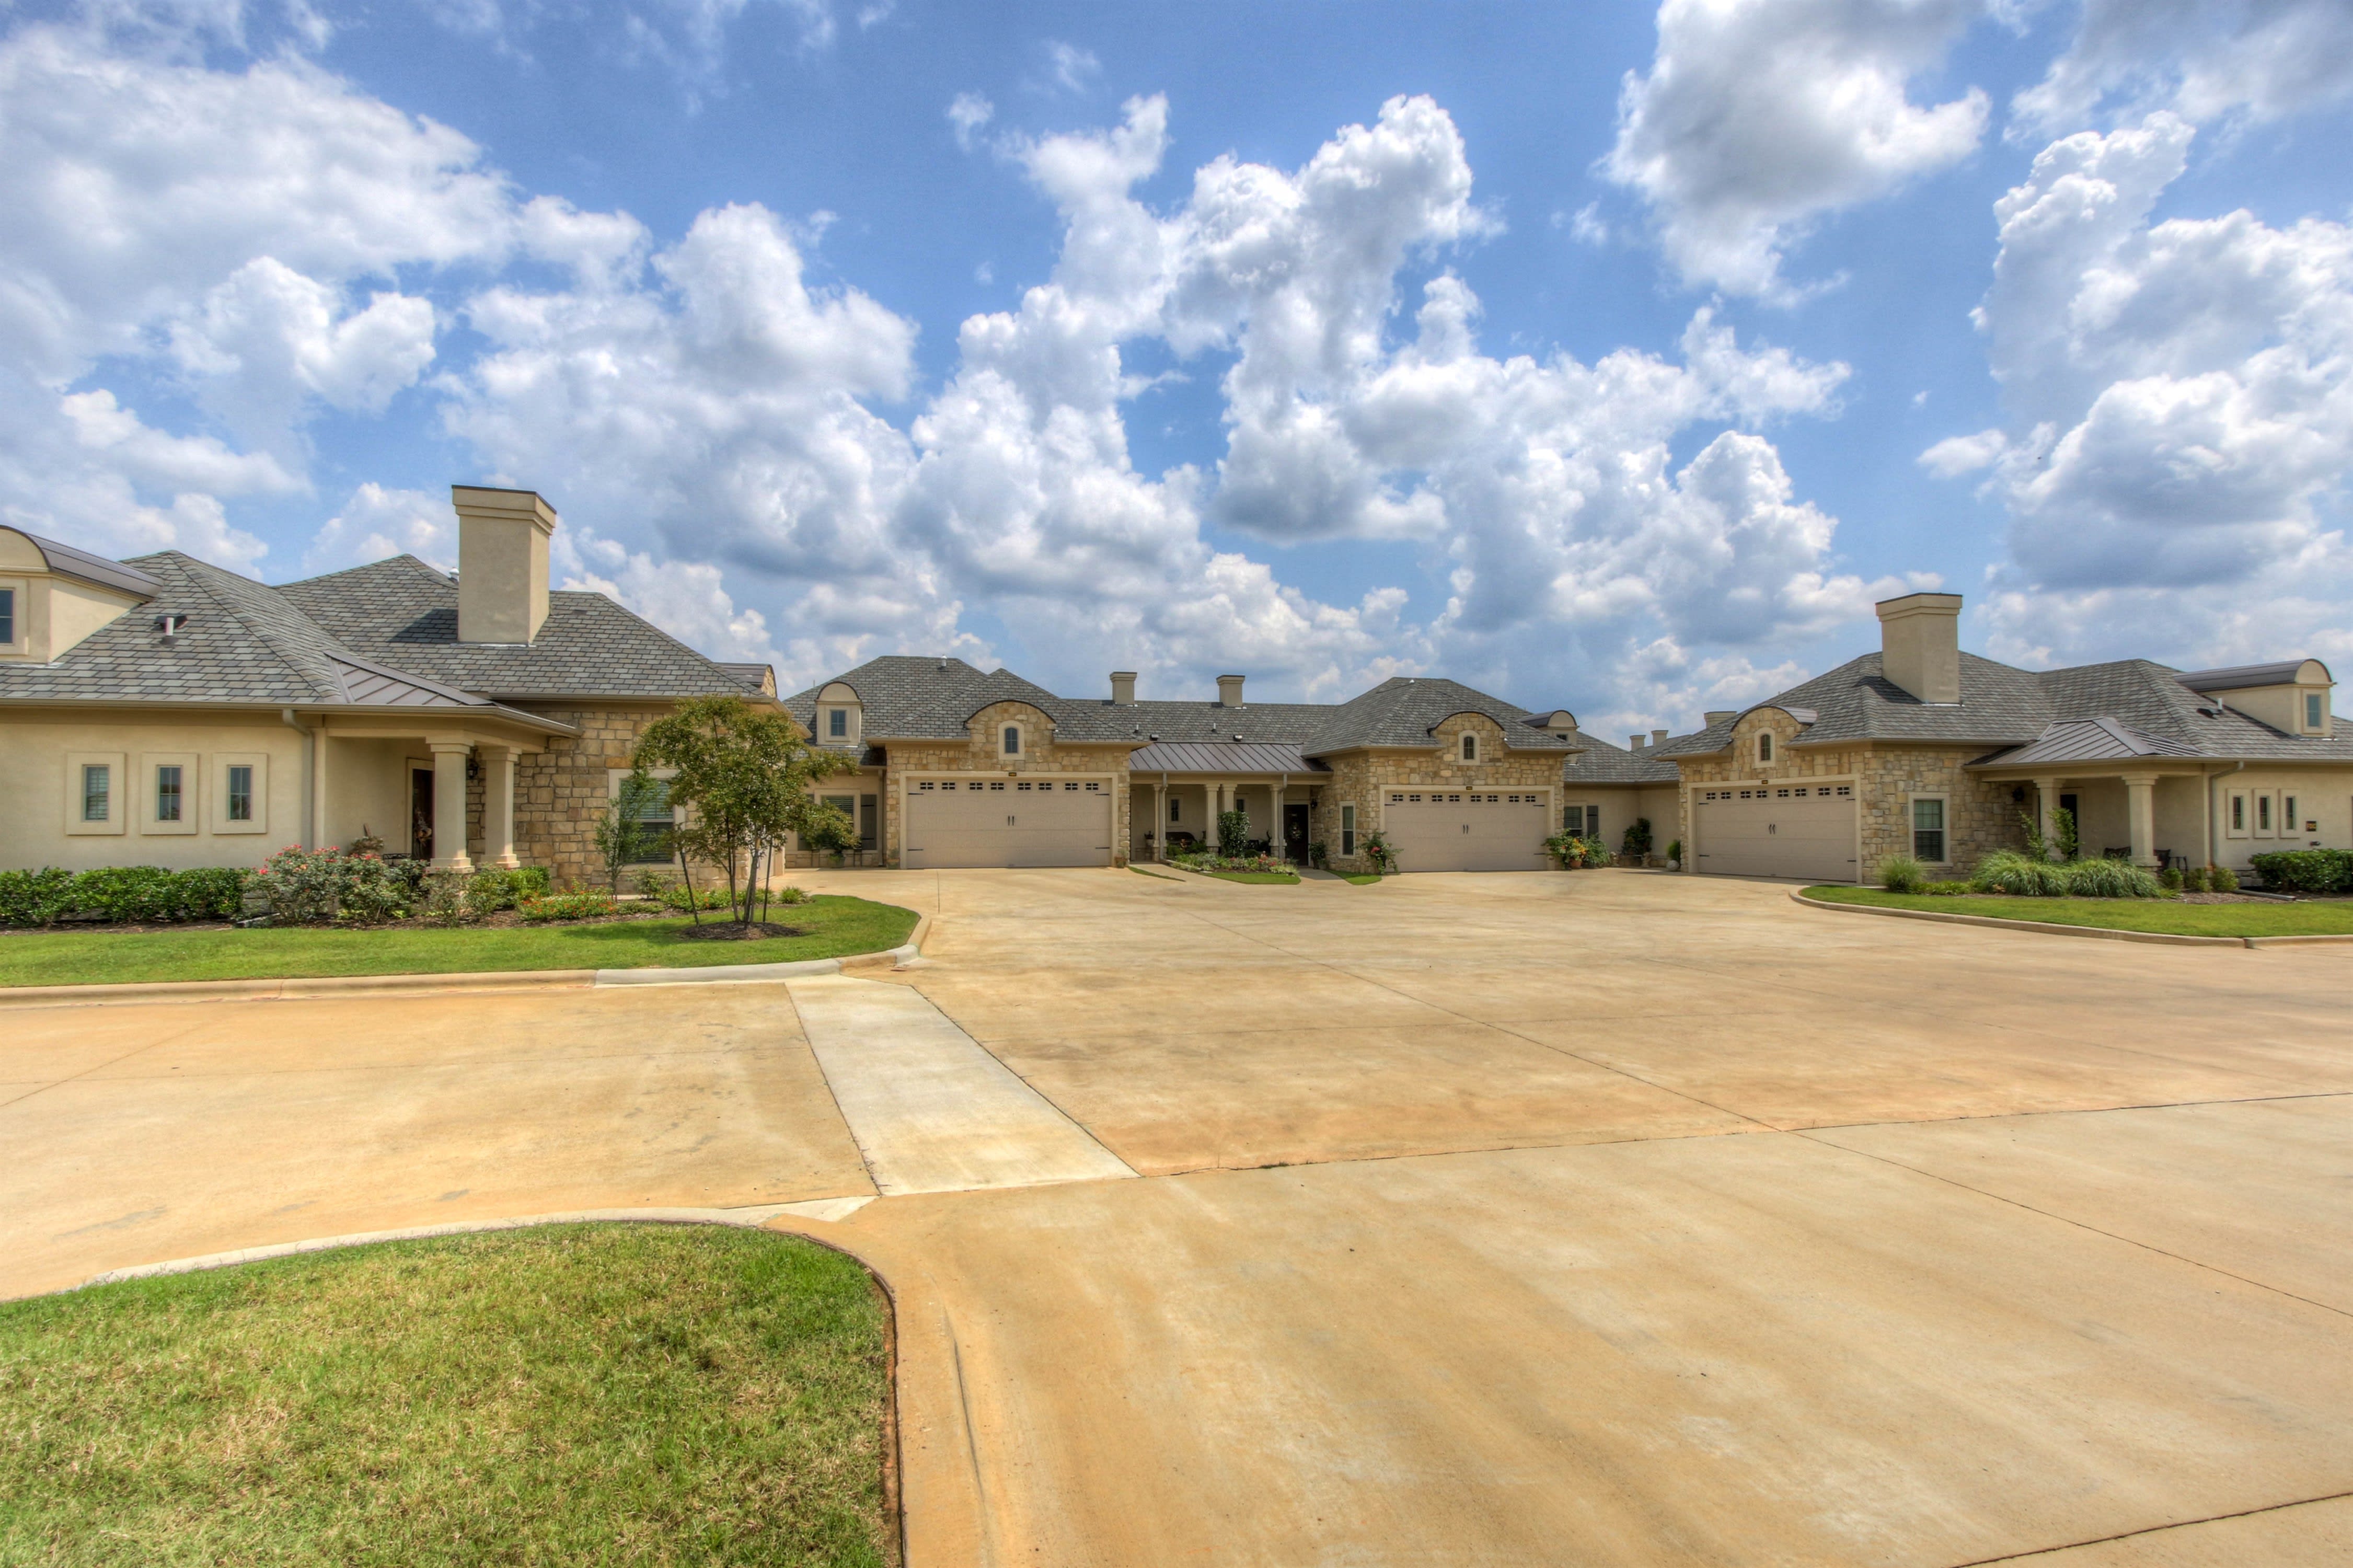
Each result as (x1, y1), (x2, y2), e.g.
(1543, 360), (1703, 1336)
(505, 702), (682, 887)
(838, 699), (1135, 868)
(1670, 708), (2024, 878)
(1311, 713), (1566, 873)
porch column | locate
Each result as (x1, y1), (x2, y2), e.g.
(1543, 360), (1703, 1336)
(1154, 781), (1167, 861)
(2122, 773), (2160, 868)
(429, 740), (476, 873)
(2032, 776), (2059, 843)
(479, 744), (521, 869)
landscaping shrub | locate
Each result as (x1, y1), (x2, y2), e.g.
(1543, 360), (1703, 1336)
(2161, 866), (2184, 893)
(661, 883), (732, 912)
(1971, 849), (2070, 897)
(2210, 864), (2241, 891)
(2248, 848), (2353, 894)
(169, 866), (248, 921)
(251, 846), (345, 924)
(631, 869), (667, 899)
(2060, 857), (2164, 898)
(1665, 838), (1682, 867)
(1877, 854), (1925, 893)
(67, 866), (179, 923)
(1923, 881), (1974, 895)
(1621, 817), (1653, 860)
(2183, 866), (2209, 893)
(335, 856), (405, 926)
(0, 868), (77, 928)
(1544, 833), (1610, 869)
(518, 889), (620, 922)
(1215, 809), (1250, 859)
(771, 885), (811, 905)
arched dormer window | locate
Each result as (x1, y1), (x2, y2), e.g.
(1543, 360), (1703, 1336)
(1001, 724), (1022, 757)
(1461, 733), (1479, 762)
(1757, 732), (1774, 764)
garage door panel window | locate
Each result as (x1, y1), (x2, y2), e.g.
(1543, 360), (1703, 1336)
(1911, 798), (1946, 863)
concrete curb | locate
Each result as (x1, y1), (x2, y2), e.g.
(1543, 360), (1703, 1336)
(76, 1201), (880, 1290)
(1789, 890), (2353, 949)
(0, 910), (932, 1010)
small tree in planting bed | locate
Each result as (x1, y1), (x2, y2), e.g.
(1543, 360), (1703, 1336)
(633, 695), (851, 928)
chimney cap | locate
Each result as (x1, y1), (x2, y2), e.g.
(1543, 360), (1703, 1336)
(1874, 590), (1963, 616)
(1704, 710), (1736, 727)
(452, 485), (560, 533)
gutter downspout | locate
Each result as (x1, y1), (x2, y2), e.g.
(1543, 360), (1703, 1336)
(2206, 760), (2243, 876)
(280, 708), (315, 849)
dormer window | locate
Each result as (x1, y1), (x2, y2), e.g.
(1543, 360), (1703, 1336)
(2309, 693), (2325, 732)
(1461, 733), (1479, 762)
(1757, 733), (1773, 763)
(1002, 724), (1022, 757)
(0, 586), (13, 646)
(828, 708), (848, 739)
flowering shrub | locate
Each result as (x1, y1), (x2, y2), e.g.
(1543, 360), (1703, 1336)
(1170, 850), (1289, 874)
(250, 845), (415, 924)
(1543, 833), (1610, 869)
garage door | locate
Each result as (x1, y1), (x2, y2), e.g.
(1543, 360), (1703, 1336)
(903, 779), (1113, 868)
(1381, 791), (1550, 872)
(1693, 785), (1858, 882)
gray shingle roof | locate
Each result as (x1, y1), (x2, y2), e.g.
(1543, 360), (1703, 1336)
(276, 556), (756, 701)
(787, 660), (1584, 758)
(1651, 649), (2353, 766)
(1558, 730), (1681, 784)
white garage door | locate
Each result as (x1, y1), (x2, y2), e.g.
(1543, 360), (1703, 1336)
(1693, 785), (1858, 882)
(904, 779), (1113, 868)
(1381, 791), (1550, 872)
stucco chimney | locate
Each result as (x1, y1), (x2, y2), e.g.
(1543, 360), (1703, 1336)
(454, 486), (558, 644)
(1651, 728), (1669, 747)
(1217, 674), (1244, 708)
(1704, 710), (1735, 727)
(1111, 671), (1137, 705)
(1876, 591), (1964, 704)
(1628, 733), (1646, 751)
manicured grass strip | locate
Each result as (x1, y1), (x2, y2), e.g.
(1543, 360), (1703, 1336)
(1804, 885), (2353, 937)
(0, 1225), (891, 1567)
(1207, 870), (1301, 884)
(1126, 866), (1182, 881)
(0, 895), (918, 987)
(1342, 873), (1385, 885)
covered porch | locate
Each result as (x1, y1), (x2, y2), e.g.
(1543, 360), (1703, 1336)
(1127, 742), (1329, 862)
(1973, 754), (2213, 871)
(314, 712), (569, 873)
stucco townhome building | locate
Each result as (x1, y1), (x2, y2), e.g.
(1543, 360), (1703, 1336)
(0, 489), (770, 884)
(781, 659), (1685, 875)
(1655, 591), (2353, 883)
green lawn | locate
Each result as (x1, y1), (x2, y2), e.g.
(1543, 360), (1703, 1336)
(1805, 885), (2353, 937)
(0, 895), (918, 987)
(0, 1225), (891, 1567)
(1342, 873), (1385, 885)
(1207, 869), (1301, 884)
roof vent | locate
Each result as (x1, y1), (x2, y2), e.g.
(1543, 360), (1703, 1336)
(154, 613), (188, 641)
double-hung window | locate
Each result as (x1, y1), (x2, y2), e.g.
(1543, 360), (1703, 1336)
(630, 778), (675, 861)
(828, 708), (848, 739)
(1339, 803), (1357, 858)
(2257, 794), (2273, 833)
(155, 764), (183, 823)
(1911, 798), (1946, 863)
(83, 764), (110, 823)
(226, 765), (253, 822)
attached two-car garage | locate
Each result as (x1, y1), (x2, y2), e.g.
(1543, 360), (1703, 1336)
(1381, 791), (1551, 872)
(901, 778), (1114, 869)
(1692, 785), (1858, 882)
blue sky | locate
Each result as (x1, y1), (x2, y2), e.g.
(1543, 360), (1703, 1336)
(4, 0), (2350, 730)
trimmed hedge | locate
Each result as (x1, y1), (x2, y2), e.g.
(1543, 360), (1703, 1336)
(0, 866), (251, 928)
(2248, 849), (2353, 894)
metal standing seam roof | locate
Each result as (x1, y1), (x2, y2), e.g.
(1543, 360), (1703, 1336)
(1975, 717), (2205, 766)
(11, 530), (163, 599)
(1126, 741), (1329, 774)
(2174, 661), (2322, 691)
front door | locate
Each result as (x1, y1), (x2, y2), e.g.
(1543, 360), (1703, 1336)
(410, 767), (435, 860)
(1283, 803), (1310, 862)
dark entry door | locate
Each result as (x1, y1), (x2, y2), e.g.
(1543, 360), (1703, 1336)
(1283, 803), (1310, 862)
(411, 768), (435, 860)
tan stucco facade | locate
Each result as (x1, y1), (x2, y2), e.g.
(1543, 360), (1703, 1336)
(3, 711), (309, 870)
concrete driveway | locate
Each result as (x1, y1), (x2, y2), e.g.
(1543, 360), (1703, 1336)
(5, 868), (2351, 1565)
